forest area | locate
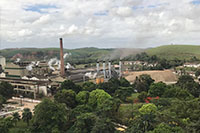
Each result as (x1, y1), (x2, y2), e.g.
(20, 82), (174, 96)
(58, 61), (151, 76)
(0, 74), (200, 133)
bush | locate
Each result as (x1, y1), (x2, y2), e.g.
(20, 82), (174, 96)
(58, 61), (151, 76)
(138, 91), (148, 102)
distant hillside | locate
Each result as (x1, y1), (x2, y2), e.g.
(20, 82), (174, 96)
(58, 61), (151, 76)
(0, 47), (144, 64)
(146, 45), (200, 60)
(1, 45), (200, 63)
(0, 47), (113, 63)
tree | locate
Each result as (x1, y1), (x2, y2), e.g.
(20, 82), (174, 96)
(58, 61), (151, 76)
(120, 77), (130, 87)
(176, 75), (200, 97)
(149, 123), (183, 133)
(76, 91), (89, 105)
(126, 116), (145, 133)
(32, 98), (68, 133)
(88, 89), (111, 109)
(163, 87), (177, 98)
(0, 81), (14, 99)
(12, 112), (20, 126)
(150, 98), (171, 108)
(96, 97), (121, 118)
(69, 113), (96, 133)
(82, 82), (96, 92)
(114, 87), (132, 102)
(0, 117), (14, 133)
(149, 82), (166, 97)
(177, 75), (195, 87)
(0, 95), (6, 109)
(195, 69), (200, 78)
(108, 77), (121, 86)
(70, 105), (93, 120)
(98, 78), (120, 95)
(137, 91), (148, 102)
(60, 80), (81, 93)
(134, 74), (154, 92)
(138, 104), (158, 132)
(139, 103), (157, 115)
(22, 108), (32, 126)
(91, 117), (115, 133)
(54, 89), (76, 108)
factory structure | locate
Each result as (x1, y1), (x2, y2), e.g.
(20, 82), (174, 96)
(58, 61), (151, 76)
(0, 38), (123, 99)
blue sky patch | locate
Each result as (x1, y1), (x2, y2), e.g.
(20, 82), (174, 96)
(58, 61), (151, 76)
(148, 5), (157, 8)
(132, 6), (144, 10)
(24, 4), (57, 13)
(94, 10), (109, 16)
(191, 0), (200, 5)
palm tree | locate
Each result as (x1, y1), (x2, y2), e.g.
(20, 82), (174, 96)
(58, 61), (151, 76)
(12, 112), (20, 126)
(22, 108), (32, 126)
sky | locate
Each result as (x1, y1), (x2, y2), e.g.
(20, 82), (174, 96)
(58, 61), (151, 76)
(0, 0), (200, 49)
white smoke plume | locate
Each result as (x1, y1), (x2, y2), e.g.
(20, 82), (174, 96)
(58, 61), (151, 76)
(48, 58), (60, 71)
(63, 52), (72, 59)
(66, 62), (74, 69)
(26, 61), (35, 71)
(15, 58), (21, 63)
(103, 48), (144, 60)
(85, 72), (97, 79)
(48, 54), (72, 71)
(36, 61), (40, 66)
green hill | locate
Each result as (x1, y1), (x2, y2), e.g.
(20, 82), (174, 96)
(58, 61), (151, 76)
(0, 47), (117, 65)
(146, 45), (200, 60)
(0, 47), (113, 62)
(0, 47), (145, 64)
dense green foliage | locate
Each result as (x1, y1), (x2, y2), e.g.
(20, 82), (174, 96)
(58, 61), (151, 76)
(125, 52), (184, 70)
(0, 95), (6, 109)
(32, 98), (68, 132)
(12, 112), (20, 126)
(1, 74), (200, 132)
(88, 89), (111, 109)
(134, 74), (155, 92)
(0, 82), (14, 109)
(0, 117), (14, 133)
(149, 82), (167, 97)
(60, 80), (81, 93)
(54, 89), (77, 108)
(76, 91), (89, 105)
(22, 108), (32, 126)
(0, 81), (14, 99)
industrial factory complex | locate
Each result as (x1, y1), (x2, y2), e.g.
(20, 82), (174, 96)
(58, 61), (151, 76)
(0, 38), (123, 99)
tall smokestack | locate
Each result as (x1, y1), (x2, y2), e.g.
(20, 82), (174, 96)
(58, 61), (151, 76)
(96, 61), (100, 75)
(60, 38), (65, 77)
(103, 61), (106, 79)
(108, 61), (111, 78)
(119, 60), (122, 77)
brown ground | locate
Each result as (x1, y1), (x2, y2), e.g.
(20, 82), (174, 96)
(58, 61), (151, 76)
(7, 98), (40, 116)
(125, 70), (177, 84)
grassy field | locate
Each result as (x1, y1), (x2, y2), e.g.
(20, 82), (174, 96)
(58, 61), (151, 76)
(146, 45), (200, 60)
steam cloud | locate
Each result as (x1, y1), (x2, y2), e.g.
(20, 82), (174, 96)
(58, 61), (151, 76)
(26, 61), (36, 71)
(63, 52), (72, 59)
(15, 58), (21, 63)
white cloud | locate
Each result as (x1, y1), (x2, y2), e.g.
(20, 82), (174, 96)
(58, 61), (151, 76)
(18, 29), (33, 37)
(111, 7), (133, 17)
(33, 15), (51, 25)
(0, 0), (200, 49)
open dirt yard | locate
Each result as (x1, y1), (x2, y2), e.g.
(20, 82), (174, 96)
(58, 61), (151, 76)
(125, 70), (177, 84)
